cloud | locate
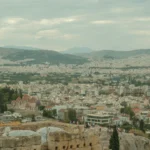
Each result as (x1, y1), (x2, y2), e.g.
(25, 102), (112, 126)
(91, 20), (116, 25)
(0, 27), (15, 39)
(0, 15), (81, 40)
(39, 16), (80, 26)
(63, 34), (79, 40)
(4, 17), (25, 25)
(35, 29), (60, 39)
(35, 29), (78, 40)
(0, 0), (150, 50)
(111, 7), (142, 13)
(134, 17), (150, 21)
(131, 30), (150, 35)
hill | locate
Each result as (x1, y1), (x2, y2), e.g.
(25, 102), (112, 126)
(0, 47), (88, 65)
(3, 45), (42, 50)
(83, 49), (150, 59)
(62, 47), (93, 54)
(0, 47), (21, 57)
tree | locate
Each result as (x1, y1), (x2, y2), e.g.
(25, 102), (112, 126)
(68, 109), (77, 122)
(31, 114), (36, 122)
(129, 111), (135, 120)
(19, 89), (23, 98)
(140, 119), (145, 132)
(120, 101), (127, 107)
(109, 126), (120, 150)
(52, 109), (57, 117)
(120, 106), (135, 120)
(38, 105), (45, 110)
(0, 87), (22, 113)
(8, 109), (15, 113)
(132, 117), (139, 128)
(43, 110), (53, 118)
(43, 110), (47, 117)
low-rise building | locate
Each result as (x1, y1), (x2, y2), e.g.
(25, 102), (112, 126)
(85, 112), (112, 125)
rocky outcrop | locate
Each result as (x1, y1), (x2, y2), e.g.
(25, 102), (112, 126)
(120, 133), (150, 150)
(99, 128), (150, 150)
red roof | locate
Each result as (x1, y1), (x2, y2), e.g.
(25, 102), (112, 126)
(22, 94), (30, 100)
(59, 109), (66, 113)
(16, 97), (21, 101)
(132, 108), (141, 113)
(45, 106), (52, 109)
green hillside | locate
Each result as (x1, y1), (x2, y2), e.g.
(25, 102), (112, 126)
(1, 47), (89, 65)
(84, 49), (150, 59)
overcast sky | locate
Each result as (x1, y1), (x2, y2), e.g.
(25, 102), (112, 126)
(0, 0), (150, 51)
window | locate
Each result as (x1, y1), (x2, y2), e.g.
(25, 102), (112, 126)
(55, 147), (58, 150)
(63, 146), (65, 149)
(70, 145), (73, 148)
(77, 144), (79, 148)
(89, 143), (92, 146)
(102, 120), (108, 123)
(83, 143), (86, 147)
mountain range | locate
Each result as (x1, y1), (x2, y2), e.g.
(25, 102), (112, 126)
(1, 46), (150, 65)
(3, 45), (42, 51)
(0, 47), (89, 65)
(82, 49), (150, 59)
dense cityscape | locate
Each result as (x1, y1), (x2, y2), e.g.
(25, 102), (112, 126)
(0, 48), (150, 150)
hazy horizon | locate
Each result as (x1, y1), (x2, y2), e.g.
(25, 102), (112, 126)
(0, 0), (150, 51)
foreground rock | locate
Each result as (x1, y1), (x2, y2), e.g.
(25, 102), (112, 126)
(120, 133), (150, 150)
(1, 121), (150, 150)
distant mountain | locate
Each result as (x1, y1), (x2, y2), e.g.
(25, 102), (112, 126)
(0, 47), (20, 57)
(82, 49), (150, 59)
(3, 45), (41, 50)
(62, 47), (93, 54)
(0, 47), (89, 65)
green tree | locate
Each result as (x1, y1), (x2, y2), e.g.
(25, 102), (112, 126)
(120, 101), (127, 107)
(109, 126), (120, 150)
(120, 106), (135, 120)
(129, 111), (135, 120)
(132, 117), (139, 128)
(39, 105), (45, 110)
(12, 93), (18, 100)
(43, 110), (47, 117)
(140, 119), (145, 132)
(52, 109), (57, 117)
(31, 114), (36, 122)
(19, 89), (23, 98)
(68, 109), (77, 122)
(8, 109), (15, 113)
(43, 110), (53, 118)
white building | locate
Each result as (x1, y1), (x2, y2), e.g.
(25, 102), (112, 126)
(85, 112), (112, 125)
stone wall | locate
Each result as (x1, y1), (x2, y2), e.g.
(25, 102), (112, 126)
(2, 121), (102, 150)
(48, 130), (101, 150)
(0, 135), (41, 150)
(1, 121), (150, 150)
(11, 121), (84, 135)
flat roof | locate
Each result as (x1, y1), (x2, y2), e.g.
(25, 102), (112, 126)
(87, 114), (111, 117)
